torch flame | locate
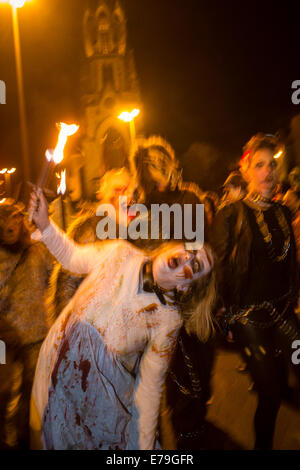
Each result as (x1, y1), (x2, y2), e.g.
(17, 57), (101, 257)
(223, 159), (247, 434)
(57, 170), (66, 196)
(7, 168), (16, 174)
(0, 169), (8, 174)
(0, 198), (6, 204)
(52, 122), (79, 165)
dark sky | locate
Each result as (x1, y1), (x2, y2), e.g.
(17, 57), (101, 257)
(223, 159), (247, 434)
(0, 0), (300, 185)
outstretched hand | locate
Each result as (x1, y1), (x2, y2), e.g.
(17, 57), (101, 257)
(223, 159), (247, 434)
(28, 189), (50, 233)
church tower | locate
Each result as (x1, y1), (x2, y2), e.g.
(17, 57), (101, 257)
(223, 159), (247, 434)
(79, 0), (141, 199)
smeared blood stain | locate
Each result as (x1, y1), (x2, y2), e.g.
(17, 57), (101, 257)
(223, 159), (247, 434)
(138, 303), (158, 315)
(183, 266), (193, 279)
(75, 413), (81, 426)
(60, 310), (72, 333)
(84, 425), (92, 437)
(51, 339), (70, 389)
(79, 359), (91, 392)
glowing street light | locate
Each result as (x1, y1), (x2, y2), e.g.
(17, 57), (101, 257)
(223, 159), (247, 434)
(274, 150), (283, 159)
(0, 0), (31, 184)
(118, 108), (140, 145)
(9, 0), (26, 7)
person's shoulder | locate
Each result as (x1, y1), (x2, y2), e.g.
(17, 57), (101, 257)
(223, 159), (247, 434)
(216, 200), (243, 217)
(153, 303), (183, 330)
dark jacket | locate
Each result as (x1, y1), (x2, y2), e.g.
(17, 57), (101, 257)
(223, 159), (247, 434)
(210, 200), (298, 310)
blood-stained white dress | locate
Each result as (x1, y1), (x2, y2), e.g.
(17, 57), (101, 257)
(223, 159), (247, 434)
(30, 222), (182, 450)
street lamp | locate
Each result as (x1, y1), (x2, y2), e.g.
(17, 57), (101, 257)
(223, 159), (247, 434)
(1, 0), (31, 184)
(118, 108), (140, 146)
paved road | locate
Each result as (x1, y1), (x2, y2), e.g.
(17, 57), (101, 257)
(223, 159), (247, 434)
(206, 346), (300, 450)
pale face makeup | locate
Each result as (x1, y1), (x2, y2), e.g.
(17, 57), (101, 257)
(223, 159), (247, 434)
(153, 244), (213, 292)
(246, 149), (278, 198)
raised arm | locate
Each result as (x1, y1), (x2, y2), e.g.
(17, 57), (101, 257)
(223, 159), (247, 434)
(29, 189), (101, 274)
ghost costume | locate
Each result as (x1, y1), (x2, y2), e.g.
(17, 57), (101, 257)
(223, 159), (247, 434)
(30, 221), (182, 450)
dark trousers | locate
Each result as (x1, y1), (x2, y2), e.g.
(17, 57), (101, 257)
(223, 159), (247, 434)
(232, 312), (300, 449)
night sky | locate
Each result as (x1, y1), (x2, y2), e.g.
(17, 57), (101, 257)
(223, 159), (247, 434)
(0, 0), (300, 189)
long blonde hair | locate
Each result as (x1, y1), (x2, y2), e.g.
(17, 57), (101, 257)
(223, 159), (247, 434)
(182, 268), (217, 342)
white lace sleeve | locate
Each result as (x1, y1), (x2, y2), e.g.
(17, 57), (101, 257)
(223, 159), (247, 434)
(31, 221), (101, 274)
(134, 308), (182, 450)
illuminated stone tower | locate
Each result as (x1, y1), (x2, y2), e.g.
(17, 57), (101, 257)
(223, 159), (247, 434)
(79, 0), (141, 199)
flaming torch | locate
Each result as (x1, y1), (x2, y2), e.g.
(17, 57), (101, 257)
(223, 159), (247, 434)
(29, 122), (79, 222)
(57, 169), (67, 231)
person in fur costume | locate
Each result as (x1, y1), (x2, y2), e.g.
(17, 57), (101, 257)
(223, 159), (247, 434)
(0, 201), (54, 449)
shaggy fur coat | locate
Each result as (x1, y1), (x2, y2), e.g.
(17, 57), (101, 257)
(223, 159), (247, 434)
(0, 239), (54, 448)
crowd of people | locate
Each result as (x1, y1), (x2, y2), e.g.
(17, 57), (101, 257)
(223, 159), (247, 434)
(0, 133), (300, 450)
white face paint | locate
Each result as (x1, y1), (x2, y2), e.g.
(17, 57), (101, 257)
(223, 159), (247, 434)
(152, 244), (213, 292)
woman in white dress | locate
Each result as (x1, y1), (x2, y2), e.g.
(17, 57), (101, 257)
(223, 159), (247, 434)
(29, 190), (215, 450)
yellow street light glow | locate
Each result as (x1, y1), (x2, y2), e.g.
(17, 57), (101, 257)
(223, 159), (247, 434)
(274, 150), (283, 159)
(118, 109), (140, 122)
(9, 0), (26, 8)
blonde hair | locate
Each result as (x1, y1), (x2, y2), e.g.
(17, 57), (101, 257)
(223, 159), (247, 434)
(182, 268), (216, 343)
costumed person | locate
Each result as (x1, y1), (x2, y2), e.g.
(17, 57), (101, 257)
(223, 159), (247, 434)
(46, 167), (137, 327)
(211, 133), (300, 450)
(130, 136), (217, 449)
(130, 136), (204, 251)
(0, 201), (54, 449)
(28, 189), (215, 450)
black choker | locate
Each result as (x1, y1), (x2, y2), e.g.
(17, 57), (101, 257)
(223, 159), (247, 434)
(138, 261), (167, 305)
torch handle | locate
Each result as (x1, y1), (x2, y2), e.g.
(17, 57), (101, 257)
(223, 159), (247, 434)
(28, 159), (55, 223)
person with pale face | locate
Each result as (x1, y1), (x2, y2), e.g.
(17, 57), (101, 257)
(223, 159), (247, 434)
(243, 149), (278, 200)
(28, 190), (216, 450)
(153, 244), (212, 293)
(211, 133), (300, 450)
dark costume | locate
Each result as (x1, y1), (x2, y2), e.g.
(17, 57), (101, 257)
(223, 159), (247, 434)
(211, 199), (300, 449)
